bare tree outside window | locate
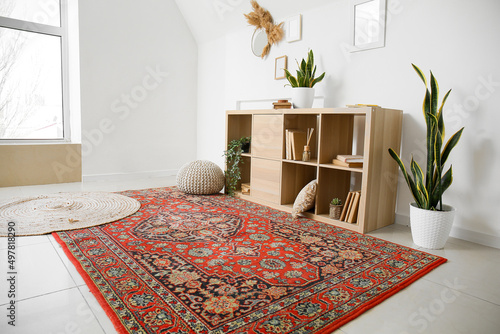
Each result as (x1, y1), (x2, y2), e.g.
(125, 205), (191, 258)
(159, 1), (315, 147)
(0, 0), (65, 140)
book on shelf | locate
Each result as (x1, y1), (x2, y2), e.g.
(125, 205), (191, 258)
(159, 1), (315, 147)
(336, 154), (364, 163)
(273, 100), (292, 109)
(340, 191), (361, 223)
(346, 104), (380, 108)
(332, 159), (363, 168)
(340, 192), (353, 221)
(347, 192), (361, 223)
(291, 131), (306, 161)
(285, 129), (290, 159)
(285, 129), (307, 161)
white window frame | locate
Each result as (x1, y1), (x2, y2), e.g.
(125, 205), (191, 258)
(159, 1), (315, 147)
(0, 0), (70, 143)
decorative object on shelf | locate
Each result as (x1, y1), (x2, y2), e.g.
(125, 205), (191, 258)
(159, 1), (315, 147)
(273, 99), (292, 109)
(292, 179), (317, 219)
(388, 64), (464, 249)
(244, 0), (284, 58)
(349, 0), (387, 52)
(284, 50), (326, 108)
(302, 146), (311, 162)
(241, 138), (251, 153)
(286, 14), (302, 42)
(223, 136), (251, 196)
(274, 55), (288, 80)
(177, 160), (225, 195)
(241, 183), (251, 195)
(302, 128), (314, 162)
(329, 198), (343, 220)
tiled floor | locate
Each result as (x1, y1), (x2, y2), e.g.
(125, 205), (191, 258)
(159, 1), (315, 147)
(1, 178), (499, 333)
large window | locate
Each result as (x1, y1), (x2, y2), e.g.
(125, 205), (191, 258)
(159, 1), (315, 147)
(0, 0), (69, 140)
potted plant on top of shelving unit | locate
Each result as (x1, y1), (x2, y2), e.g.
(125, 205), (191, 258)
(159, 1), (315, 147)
(388, 64), (464, 249)
(284, 50), (326, 109)
(223, 136), (251, 196)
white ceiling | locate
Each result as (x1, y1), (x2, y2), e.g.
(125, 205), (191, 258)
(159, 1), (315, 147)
(174, 0), (340, 44)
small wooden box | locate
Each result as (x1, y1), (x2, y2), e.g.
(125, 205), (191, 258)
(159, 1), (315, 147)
(241, 183), (251, 195)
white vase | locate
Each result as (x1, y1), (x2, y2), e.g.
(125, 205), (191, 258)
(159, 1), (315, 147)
(409, 203), (456, 249)
(292, 87), (315, 109)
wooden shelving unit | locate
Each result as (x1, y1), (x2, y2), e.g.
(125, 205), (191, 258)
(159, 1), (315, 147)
(225, 107), (403, 233)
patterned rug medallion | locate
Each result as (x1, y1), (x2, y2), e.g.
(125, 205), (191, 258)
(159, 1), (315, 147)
(54, 187), (446, 334)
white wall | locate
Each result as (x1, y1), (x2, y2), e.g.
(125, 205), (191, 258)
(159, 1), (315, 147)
(197, 0), (500, 247)
(78, 0), (197, 180)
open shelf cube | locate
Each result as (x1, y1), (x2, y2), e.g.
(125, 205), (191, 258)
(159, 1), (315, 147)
(317, 167), (363, 225)
(283, 113), (319, 161)
(319, 114), (366, 165)
(281, 162), (317, 205)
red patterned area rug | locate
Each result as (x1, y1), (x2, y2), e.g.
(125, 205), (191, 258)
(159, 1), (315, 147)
(54, 187), (446, 334)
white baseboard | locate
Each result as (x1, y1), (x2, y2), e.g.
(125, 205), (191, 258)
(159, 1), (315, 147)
(395, 213), (500, 249)
(83, 169), (178, 183)
(448, 226), (500, 249)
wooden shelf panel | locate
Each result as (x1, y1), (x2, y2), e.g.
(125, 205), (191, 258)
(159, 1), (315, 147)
(283, 159), (318, 166)
(227, 107), (371, 116)
(315, 214), (360, 229)
(319, 163), (363, 173)
(252, 114), (283, 160)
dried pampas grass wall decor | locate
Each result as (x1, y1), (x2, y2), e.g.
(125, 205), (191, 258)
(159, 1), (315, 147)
(244, 0), (284, 58)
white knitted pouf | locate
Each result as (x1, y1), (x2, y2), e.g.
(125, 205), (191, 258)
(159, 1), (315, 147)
(176, 160), (225, 195)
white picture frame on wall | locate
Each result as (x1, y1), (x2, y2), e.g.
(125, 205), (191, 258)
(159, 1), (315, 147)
(286, 14), (302, 42)
(349, 0), (386, 52)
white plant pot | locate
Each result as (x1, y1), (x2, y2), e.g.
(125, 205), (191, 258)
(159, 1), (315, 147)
(409, 203), (456, 249)
(292, 87), (315, 109)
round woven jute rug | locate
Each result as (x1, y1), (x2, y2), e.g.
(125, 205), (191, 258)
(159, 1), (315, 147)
(0, 192), (141, 236)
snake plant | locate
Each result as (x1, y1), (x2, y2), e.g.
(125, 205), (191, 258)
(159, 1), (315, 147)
(388, 64), (464, 211)
(284, 50), (325, 88)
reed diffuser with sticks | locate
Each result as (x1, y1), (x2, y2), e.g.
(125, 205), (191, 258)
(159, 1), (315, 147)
(302, 128), (314, 162)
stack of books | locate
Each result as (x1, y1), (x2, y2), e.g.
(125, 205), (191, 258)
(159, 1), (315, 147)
(273, 100), (292, 109)
(340, 190), (361, 223)
(285, 129), (307, 160)
(332, 155), (363, 168)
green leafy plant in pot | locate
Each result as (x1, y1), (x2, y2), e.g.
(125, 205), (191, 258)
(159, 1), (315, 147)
(284, 50), (325, 109)
(388, 64), (464, 249)
(329, 198), (342, 220)
(223, 136), (251, 196)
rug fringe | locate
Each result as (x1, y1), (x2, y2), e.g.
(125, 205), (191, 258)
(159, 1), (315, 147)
(52, 232), (130, 334)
